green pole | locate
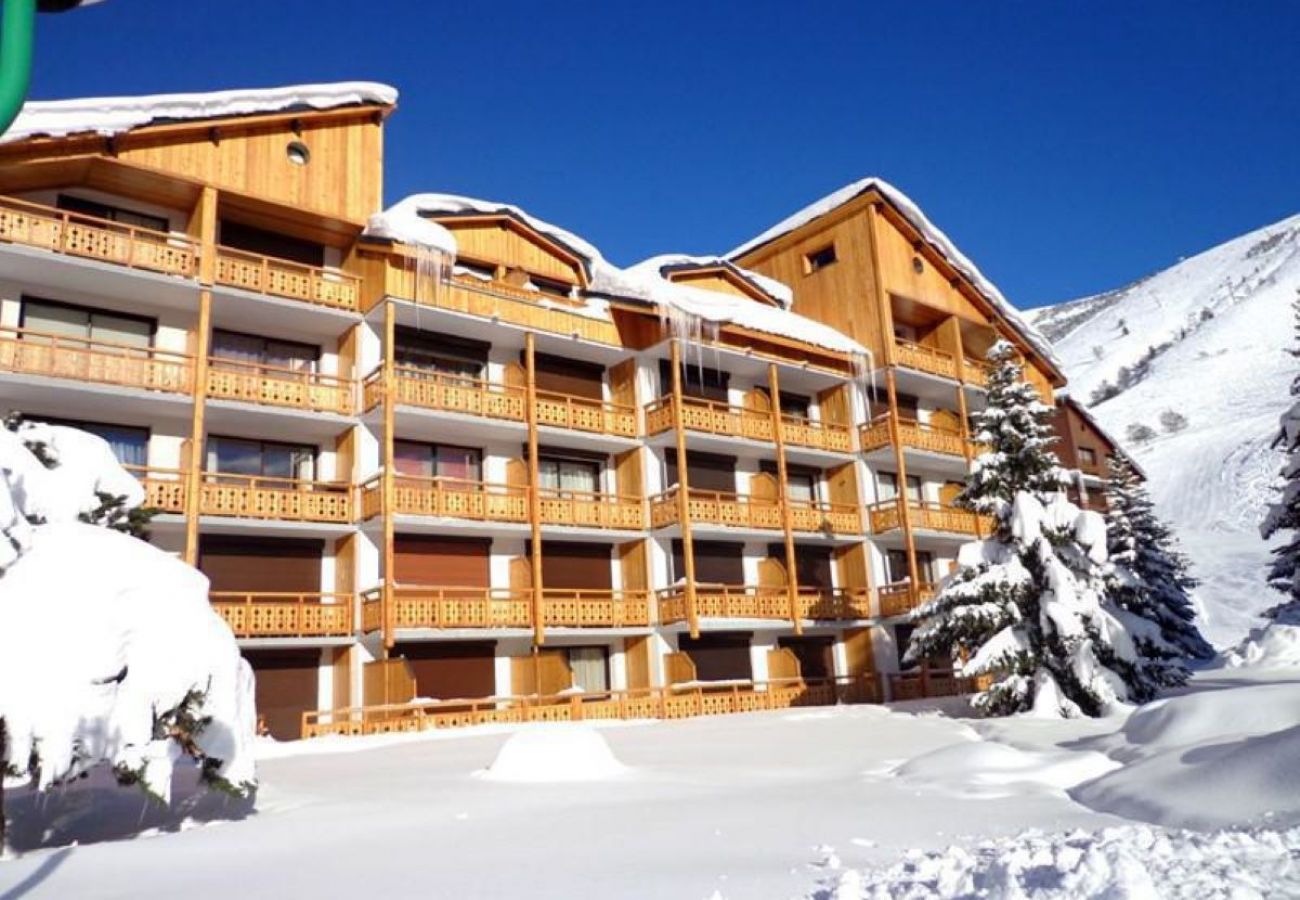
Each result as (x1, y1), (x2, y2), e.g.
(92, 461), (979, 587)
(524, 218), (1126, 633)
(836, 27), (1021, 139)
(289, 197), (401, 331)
(0, 0), (36, 137)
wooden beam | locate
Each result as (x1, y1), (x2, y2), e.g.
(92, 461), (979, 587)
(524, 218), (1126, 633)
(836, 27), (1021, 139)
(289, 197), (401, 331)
(768, 363), (803, 635)
(864, 202), (896, 368)
(382, 300), (397, 652)
(525, 332), (546, 646)
(669, 339), (701, 638)
(885, 368), (922, 604)
(950, 321), (981, 539)
(182, 185), (217, 565)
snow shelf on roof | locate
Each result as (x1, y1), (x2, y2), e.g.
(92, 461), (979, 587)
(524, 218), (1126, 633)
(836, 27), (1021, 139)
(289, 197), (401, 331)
(3, 82), (399, 145)
(726, 176), (1060, 369)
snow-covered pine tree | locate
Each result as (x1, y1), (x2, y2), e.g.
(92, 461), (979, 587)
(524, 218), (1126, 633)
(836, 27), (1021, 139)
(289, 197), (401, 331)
(906, 341), (1139, 717)
(1103, 454), (1212, 699)
(1260, 292), (1300, 625)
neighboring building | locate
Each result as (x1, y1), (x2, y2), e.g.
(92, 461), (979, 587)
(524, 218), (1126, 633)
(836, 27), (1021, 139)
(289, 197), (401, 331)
(1049, 393), (1145, 511)
(0, 85), (1063, 737)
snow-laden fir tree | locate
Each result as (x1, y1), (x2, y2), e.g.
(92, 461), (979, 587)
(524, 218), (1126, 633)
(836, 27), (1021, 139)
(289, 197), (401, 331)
(1103, 454), (1212, 699)
(1260, 292), (1300, 625)
(905, 341), (1140, 717)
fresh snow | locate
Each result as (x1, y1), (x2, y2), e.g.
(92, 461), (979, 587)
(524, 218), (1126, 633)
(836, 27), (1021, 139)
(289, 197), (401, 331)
(726, 177), (1060, 368)
(4, 82), (397, 145)
(1030, 211), (1300, 644)
(475, 726), (630, 783)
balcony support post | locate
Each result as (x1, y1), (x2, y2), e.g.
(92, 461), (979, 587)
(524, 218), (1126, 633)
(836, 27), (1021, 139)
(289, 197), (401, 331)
(885, 368), (922, 608)
(382, 300), (397, 651)
(949, 323), (982, 539)
(768, 363), (802, 634)
(183, 185), (217, 565)
(524, 332), (546, 646)
(669, 339), (701, 638)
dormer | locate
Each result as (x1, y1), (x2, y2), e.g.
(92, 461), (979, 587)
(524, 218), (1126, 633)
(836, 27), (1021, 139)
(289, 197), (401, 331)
(641, 255), (793, 309)
(430, 212), (589, 293)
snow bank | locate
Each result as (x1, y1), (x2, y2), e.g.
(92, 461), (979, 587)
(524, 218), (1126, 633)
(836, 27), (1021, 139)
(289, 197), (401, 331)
(1223, 623), (1300, 668)
(5, 82), (397, 144)
(476, 725), (628, 783)
(726, 177), (1060, 368)
(811, 825), (1300, 900)
(890, 741), (1120, 800)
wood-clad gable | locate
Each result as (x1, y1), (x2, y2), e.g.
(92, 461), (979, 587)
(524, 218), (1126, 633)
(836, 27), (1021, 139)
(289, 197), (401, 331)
(435, 215), (588, 287)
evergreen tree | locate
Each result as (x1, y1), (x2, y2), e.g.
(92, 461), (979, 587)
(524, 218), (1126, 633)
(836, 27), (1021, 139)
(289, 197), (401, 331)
(906, 342), (1138, 717)
(1260, 293), (1300, 624)
(1103, 455), (1212, 700)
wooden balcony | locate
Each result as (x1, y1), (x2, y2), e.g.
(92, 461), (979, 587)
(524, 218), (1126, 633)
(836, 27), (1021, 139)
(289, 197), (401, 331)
(657, 584), (791, 623)
(364, 366), (527, 421)
(877, 580), (937, 617)
(867, 498), (990, 536)
(302, 674), (884, 739)
(128, 467), (187, 513)
(645, 395), (773, 443)
(781, 413), (854, 453)
(536, 389), (638, 438)
(962, 358), (994, 387)
(200, 472), (353, 523)
(538, 487), (645, 530)
(211, 592), (354, 638)
(364, 475), (530, 524)
(888, 670), (990, 701)
(649, 487), (783, 531)
(0, 326), (193, 394)
(788, 498), (864, 535)
(207, 358), (354, 415)
(385, 585), (533, 630)
(0, 194), (197, 277)
(895, 339), (959, 380)
(860, 413), (968, 459)
(214, 245), (360, 311)
(795, 588), (873, 620)
(540, 589), (652, 627)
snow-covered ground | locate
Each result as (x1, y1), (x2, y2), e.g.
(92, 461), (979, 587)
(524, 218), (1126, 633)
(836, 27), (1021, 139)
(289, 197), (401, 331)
(1030, 213), (1300, 645)
(3, 656), (1297, 899)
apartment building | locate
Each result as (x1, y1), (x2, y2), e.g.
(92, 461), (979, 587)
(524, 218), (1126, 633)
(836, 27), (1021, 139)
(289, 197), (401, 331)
(0, 83), (1064, 738)
(1049, 393), (1142, 511)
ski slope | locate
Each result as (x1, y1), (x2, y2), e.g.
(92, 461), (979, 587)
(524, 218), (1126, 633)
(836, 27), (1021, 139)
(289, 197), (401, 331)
(1031, 213), (1300, 645)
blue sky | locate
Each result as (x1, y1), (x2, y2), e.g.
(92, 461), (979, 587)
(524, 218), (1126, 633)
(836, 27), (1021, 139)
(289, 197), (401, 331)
(28, 1), (1300, 308)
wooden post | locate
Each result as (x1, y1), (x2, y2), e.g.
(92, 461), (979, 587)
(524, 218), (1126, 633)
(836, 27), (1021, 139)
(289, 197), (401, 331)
(382, 300), (397, 652)
(669, 339), (701, 638)
(524, 332), (545, 646)
(885, 368), (921, 605)
(768, 363), (802, 634)
(948, 319), (981, 538)
(183, 185), (218, 565)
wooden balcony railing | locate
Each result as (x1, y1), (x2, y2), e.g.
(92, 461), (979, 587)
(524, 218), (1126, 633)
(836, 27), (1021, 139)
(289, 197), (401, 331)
(0, 326), (193, 394)
(657, 584), (791, 623)
(867, 498), (989, 536)
(860, 413), (968, 458)
(537, 487), (645, 530)
(888, 670), (990, 701)
(208, 357), (354, 415)
(645, 395), (774, 443)
(788, 497), (864, 535)
(386, 585), (533, 629)
(895, 339), (958, 380)
(0, 195), (197, 277)
(795, 588), (874, 620)
(649, 487), (783, 531)
(780, 413), (854, 453)
(962, 358), (994, 386)
(877, 580), (938, 617)
(302, 674), (884, 738)
(362, 474), (530, 523)
(540, 589), (652, 627)
(210, 592), (354, 638)
(536, 389), (638, 438)
(214, 245), (360, 311)
(364, 366), (526, 421)
(197, 471), (353, 523)
(126, 466), (188, 513)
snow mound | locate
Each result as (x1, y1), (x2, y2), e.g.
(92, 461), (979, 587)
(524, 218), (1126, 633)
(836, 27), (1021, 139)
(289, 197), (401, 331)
(1223, 623), (1300, 669)
(477, 726), (629, 783)
(811, 825), (1300, 900)
(890, 741), (1119, 799)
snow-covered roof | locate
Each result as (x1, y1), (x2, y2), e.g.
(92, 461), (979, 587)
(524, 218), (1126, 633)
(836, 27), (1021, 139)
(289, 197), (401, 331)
(634, 253), (795, 309)
(726, 177), (1061, 370)
(3, 82), (399, 145)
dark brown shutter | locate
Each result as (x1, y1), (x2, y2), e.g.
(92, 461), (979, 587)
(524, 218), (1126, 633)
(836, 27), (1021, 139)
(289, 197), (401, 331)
(674, 540), (744, 585)
(243, 648), (320, 740)
(393, 535), (490, 586)
(533, 541), (612, 591)
(198, 536), (323, 593)
(395, 641), (496, 700)
(533, 352), (605, 400)
(679, 632), (752, 681)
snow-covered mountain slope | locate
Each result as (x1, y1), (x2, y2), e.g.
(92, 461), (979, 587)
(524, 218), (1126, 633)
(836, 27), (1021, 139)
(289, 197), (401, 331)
(1030, 212), (1300, 646)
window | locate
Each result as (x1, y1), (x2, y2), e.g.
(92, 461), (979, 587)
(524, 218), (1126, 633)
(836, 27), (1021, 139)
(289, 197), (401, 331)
(207, 437), (315, 482)
(893, 322), (919, 342)
(57, 194), (168, 233)
(785, 471), (818, 503)
(886, 550), (934, 584)
(212, 329), (318, 373)
(219, 220), (325, 267)
(1079, 447), (1098, 466)
(21, 297), (153, 348)
(394, 441), (482, 483)
(394, 328), (486, 380)
(805, 243), (837, 273)
(778, 392), (811, 419)
(567, 647), (609, 693)
(456, 258), (498, 281)
(34, 417), (149, 468)
(878, 472), (922, 502)
(538, 455), (601, 496)
(529, 276), (572, 299)
(660, 360), (729, 402)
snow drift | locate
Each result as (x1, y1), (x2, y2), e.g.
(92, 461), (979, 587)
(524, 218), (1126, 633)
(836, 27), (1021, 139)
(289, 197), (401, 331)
(476, 726), (628, 783)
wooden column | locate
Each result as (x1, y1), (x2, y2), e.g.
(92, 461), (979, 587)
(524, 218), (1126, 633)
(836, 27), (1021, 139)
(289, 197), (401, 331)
(885, 369), (921, 602)
(524, 332), (545, 646)
(183, 185), (218, 565)
(768, 363), (803, 635)
(949, 321), (981, 539)
(382, 301), (397, 651)
(669, 339), (700, 638)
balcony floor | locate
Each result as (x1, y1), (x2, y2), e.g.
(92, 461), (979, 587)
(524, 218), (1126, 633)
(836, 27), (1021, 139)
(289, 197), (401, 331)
(0, 241), (199, 312)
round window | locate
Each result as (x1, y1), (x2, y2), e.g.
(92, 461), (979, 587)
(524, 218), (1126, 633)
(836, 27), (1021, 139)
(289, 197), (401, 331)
(286, 140), (311, 166)
(912, 255), (925, 274)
